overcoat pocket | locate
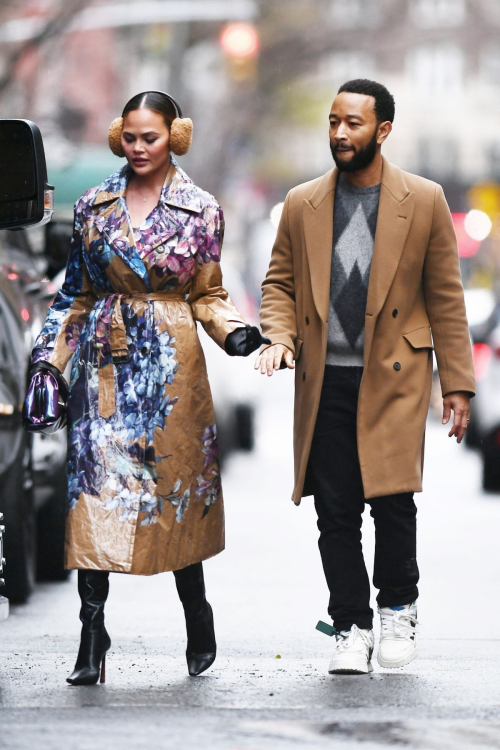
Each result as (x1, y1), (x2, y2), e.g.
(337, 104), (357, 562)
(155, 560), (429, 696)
(403, 327), (434, 349)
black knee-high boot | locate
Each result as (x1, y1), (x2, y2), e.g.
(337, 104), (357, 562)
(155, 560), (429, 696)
(66, 570), (111, 686)
(173, 562), (216, 676)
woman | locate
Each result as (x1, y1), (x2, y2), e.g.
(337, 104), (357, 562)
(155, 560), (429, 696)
(30, 91), (268, 685)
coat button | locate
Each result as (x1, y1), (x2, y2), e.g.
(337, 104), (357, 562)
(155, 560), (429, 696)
(97, 245), (104, 254)
(393, 361), (401, 371)
(302, 372), (306, 381)
(156, 246), (165, 254)
(305, 316), (310, 325)
(392, 309), (398, 318)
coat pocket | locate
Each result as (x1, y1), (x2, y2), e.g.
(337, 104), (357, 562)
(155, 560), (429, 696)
(403, 327), (434, 350)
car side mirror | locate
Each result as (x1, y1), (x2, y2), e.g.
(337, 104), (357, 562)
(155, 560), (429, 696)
(0, 119), (54, 230)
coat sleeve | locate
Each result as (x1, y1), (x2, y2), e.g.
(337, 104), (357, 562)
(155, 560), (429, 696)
(188, 204), (246, 349)
(259, 191), (297, 353)
(423, 184), (475, 397)
(31, 200), (97, 373)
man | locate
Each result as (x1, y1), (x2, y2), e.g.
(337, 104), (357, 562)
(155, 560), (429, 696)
(255, 79), (475, 675)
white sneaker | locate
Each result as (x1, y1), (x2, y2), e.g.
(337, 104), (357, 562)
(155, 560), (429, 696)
(328, 624), (375, 675)
(377, 603), (419, 668)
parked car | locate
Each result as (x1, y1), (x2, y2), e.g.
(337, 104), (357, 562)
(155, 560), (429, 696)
(468, 322), (500, 491)
(463, 289), (497, 451)
(0, 227), (70, 603)
(0, 120), (62, 609)
(0, 511), (6, 621)
(197, 260), (260, 461)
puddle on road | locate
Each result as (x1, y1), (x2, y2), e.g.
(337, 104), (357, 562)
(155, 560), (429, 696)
(240, 720), (500, 748)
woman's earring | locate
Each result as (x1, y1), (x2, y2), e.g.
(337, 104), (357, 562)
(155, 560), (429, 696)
(108, 117), (125, 157)
(169, 118), (193, 156)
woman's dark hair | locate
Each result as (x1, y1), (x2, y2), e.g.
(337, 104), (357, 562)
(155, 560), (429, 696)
(122, 91), (178, 128)
(338, 79), (395, 124)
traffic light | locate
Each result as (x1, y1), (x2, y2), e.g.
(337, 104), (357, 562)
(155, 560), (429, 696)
(220, 23), (259, 82)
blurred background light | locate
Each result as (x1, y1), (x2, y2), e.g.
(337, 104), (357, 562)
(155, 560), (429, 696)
(452, 213), (481, 258)
(464, 209), (493, 242)
(220, 22), (259, 58)
(270, 202), (284, 229)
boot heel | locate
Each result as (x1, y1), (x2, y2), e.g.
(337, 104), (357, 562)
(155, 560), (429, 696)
(100, 654), (106, 684)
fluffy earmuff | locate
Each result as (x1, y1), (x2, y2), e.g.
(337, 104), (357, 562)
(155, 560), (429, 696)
(107, 116), (193, 157)
(108, 117), (125, 157)
(169, 117), (193, 156)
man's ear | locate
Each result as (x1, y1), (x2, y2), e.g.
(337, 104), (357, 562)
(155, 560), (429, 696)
(377, 120), (392, 145)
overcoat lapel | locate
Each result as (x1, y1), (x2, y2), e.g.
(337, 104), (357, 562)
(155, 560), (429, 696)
(99, 198), (152, 286)
(303, 168), (337, 322)
(364, 159), (415, 365)
(89, 159), (206, 289)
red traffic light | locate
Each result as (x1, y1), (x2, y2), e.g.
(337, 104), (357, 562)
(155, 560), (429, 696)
(220, 23), (259, 58)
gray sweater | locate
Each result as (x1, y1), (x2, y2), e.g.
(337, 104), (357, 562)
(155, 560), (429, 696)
(326, 174), (381, 367)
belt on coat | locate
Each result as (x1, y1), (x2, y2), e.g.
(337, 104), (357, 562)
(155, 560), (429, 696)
(94, 291), (187, 419)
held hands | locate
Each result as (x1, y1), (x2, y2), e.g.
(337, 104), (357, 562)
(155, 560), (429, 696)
(224, 326), (271, 357)
(442, 391), (471, 444)
(254, 344), (295, 376)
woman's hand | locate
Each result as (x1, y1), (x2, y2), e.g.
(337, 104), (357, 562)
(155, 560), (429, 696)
(224, 326), (271, 357)
(254, 344), (294, 376)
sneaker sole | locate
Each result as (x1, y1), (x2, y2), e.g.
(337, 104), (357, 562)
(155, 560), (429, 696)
(377, 646), (418, 669)
(329, 661), (374, 675)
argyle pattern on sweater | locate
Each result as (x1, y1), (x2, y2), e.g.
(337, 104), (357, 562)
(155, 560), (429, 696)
(326, 174), (381, 367)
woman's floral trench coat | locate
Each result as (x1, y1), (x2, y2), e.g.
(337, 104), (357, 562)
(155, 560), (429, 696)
(32, 158), (246, 575)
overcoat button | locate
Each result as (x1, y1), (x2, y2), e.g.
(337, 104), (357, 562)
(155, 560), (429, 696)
(305, 316), (310, 325)
(392, 309), (398, 318)
(302, 372), (306, 381)
(157, 246), (165, 254)
(97, 245), (104, 254)
(141, 346), (149, 356)
(393, 362), (401, 371)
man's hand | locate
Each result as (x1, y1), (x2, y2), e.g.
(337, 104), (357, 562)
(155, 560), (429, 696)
(254, 344), (295, 376)
(442, 391), (471, 444)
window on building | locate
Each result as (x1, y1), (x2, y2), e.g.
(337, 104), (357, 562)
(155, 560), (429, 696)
(330, 0), (380, 29)
(487, 144), (500, 181)
(480, 0), (500, 26)
(410, 0), (466, 28)
(407, 44), (464, 97)
(418, 138), (458, 179)
(319, 51), (376, 84)
(480, 48), (500, 87)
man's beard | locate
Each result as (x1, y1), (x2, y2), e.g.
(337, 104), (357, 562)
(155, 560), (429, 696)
(330, 128), (378, 173)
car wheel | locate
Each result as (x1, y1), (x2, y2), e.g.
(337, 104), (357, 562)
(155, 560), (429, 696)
(482, 450), (500, 492)
(1, 431), (36, 603)
(36, 465), (69, 581)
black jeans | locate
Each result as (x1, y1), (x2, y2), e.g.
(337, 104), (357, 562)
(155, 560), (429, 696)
(308, 365), (419, 631)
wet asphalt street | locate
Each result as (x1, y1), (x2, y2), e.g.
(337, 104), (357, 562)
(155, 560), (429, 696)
(2, 368), (500, 750)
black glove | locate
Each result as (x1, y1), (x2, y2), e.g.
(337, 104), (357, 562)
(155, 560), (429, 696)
(224, 326), (272, 357)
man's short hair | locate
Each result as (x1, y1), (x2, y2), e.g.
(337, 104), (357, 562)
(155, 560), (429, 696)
(338, 79), (395, 124)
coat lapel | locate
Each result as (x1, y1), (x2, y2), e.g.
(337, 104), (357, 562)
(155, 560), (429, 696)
(89, 160), (204, 287)
(364, 159), (415, 364)
(303, 168), (337, 322)
(91, 166), (151, 286)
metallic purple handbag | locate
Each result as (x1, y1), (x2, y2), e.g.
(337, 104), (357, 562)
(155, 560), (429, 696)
(22, 366), (68, 435)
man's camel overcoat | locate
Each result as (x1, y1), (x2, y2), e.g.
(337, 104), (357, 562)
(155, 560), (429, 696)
(260, 158), (475, 503)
